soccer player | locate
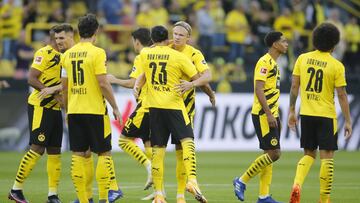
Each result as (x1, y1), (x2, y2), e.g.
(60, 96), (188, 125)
(288, 23), (352, 203)
(107, 28), (154, 190)
(134, 25), (209, 203)
(61, 14), (122, 203)
(8, 25), (67, 203)
(233, 31), (288, 203)
(170, 21), (215, 203)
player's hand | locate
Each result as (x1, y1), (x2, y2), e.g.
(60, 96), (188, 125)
(175, 79), (193, 95)
(0, 80), (10, 89)
(133, 86), (140, 99)
(267, 113), (278, 128)
(288, 111), (297, 131)
(38, 86), (57, 100)
(209, 91), (216, 107)
(107, 74), (116, 84)
(344, 121), (352, 140)
(113, 109), (123, 126)
(54, 94), (63, 106)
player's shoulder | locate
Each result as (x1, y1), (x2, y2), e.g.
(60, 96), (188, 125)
(257, 53), (272, 65)
(36, 45), (54, 55)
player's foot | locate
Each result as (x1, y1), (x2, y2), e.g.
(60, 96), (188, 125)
(233, 177), (246, 201)
(46, 195), (62, 203)
(289, 184), (301, 203)
(257, 195), (282, 203)
(152, 195), (167, 203)
(177, 197), (186, 203)
(72, 198), (94, 203)
(141, 192), (155, 200)
(8, 189), (28, 203)
(108, 189), (123, 202)
(186, 180), (207, 203)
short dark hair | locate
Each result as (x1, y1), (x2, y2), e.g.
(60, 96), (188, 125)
(78, 13), (99, 38)
(151, 26), (168, 43)
(53, 23), (74, 33)
(312, 23), (340, 52)
(132, 28), (152, 46)
(264, 31), (283, 47)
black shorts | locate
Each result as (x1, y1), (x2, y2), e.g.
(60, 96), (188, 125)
(300, 115), (338, 150)
(171, 113), (194, 145)
(252, 114), (281, 150)
(28, 104), (63, 147)
(68, 114), (112, 153)
(149, 108), (193, 147)
(121, 107), (150, 143)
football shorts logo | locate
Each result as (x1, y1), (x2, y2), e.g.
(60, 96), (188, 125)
(201, 59), (207, 65)
(260, 67), (268, 75)
(270, 137), (278, 146)
(38, 133), (45, 142)
(34, 56), (43, 64)
(132, 67), (136, 72)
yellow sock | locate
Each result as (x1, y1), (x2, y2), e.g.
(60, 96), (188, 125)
(119, 137), (150, 167)
(96, 155), (112, 201)
(145, 147), (152, 159)
(259, 164), (272, 197)
(240, 153), (273, 184)
(181, 139), (198, 181)
(84, 155), (94, 199)
(320, 159), (334, 203)
(152, 147), (165, 193)
(109, 159), (119, 191)
(71, 155), (87, 202)
(294, 155), (315, 187)
(47, 154), (61, 195)
(176, 149), (186, 196)
(13, 150), (41, 190)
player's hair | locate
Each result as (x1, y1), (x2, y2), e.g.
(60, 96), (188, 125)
(174, 21), (192, 36)
(132, 28), (152, 46)
(312, 22), (340, 52)
(151, 26), (168, 43)
(53, 23), (74, 33)
(78, 13), (99, 38)
(264, 31), (283, 47)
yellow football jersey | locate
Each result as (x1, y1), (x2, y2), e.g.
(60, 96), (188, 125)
(139, 45), (197, 123)
(251, 53), (280, 117)
(169, 44), (209, 121)
(62, 42), (107, 115)
(28, 45), (62, 110)
(293, 50), (347, 118)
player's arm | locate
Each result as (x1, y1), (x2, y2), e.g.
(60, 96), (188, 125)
(133, 73), (146, 99)
(255, 80), (277, 128)
(288, 75), (300, 130)
(336, 86), (352, 139)
(107, 74), (136, 89)
(190, 73), (215, 106)
(28, 68), (46, 91)
(61, 77), (68, 112)
(97, 74), (122, 125)
(177, 69), (212, 92)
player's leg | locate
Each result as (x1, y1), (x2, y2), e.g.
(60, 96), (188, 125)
(175, 144), (186, 203)
(9, 105), (47, 203)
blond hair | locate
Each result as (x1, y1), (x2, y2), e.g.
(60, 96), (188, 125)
(174, 21), (192, 36)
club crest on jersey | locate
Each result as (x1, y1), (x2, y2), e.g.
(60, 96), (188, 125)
(38, 133), (45, 142)
(201, 60), (207, 65)
(260, 67), (268, 75)
(271, 137), (278, 146)
(35, 56), (43, 64)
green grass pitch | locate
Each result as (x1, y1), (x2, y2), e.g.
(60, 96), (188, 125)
(1, 151), (359, 203)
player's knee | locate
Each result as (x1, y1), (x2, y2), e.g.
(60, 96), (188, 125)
(30, 144), (45, 155)
(175, 144), (183, 150)
(98, 151), (111, 156)
(46, 147), (61, 154)
(268, 150), (281, 161)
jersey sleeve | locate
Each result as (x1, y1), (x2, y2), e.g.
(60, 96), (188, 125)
(180, 54), (197, 79)
(94, 49), (107, 75)
(193, 50), (209, 73)
(292, 54), (302, 76)
(254, 59), (269, 81)
(31, 49), (47, 72)
(129, 55), (144, 79)
(335, 62), (347, 87)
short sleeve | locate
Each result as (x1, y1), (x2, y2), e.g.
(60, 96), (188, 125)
(193, 50), (209, 73)
(293, 54), (302, 76)
(31, 49), (47, 71)
(335, 62), (347, 87)
(254, 60), (269, 81)
(129, 55), (144, 79)
(94, 49), (107, 75)
(180, 54), (197, 78)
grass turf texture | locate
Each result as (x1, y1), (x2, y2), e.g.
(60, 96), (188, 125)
(0, 151), (359, 203)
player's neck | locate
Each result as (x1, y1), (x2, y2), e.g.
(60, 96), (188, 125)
(173, 44), (186, 51)
(154, 41), (168, 46)
(80, 38), (94, 43)
(268, 48), (281, 61)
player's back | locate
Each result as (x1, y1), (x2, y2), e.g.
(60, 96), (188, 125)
(62, 42), (108, 115)
(139, 45), (197, 110)
(293, 50), (347, 118)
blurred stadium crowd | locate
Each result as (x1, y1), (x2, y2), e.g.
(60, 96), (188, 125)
(0, 0), (359, 92)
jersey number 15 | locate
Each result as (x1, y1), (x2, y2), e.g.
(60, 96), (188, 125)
(71, 60), (84, 86)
